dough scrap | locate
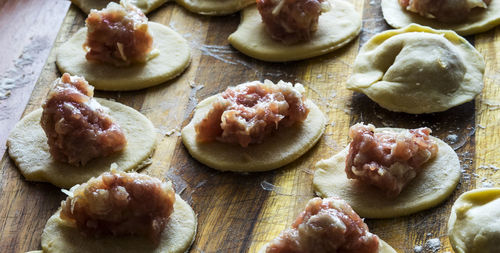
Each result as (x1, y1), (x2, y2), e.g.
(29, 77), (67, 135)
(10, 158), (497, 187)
(448, 188), (500, 253)
(228, 0), (361, 62)
(41, 194), (197, 253)
(70, 0), (168, 14)
(175, 0), (255, 15)
(56, 22), (191, 91)
(6, 98), (157, 189)
(347, 24), (484, 114)
(381, 0), (500, 36)
(181, 96), (325, 172)
(258, 238), (397, 253)
(313, 128), (461, 218)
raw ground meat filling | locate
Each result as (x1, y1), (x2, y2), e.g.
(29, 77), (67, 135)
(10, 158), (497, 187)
(84, 0), (154, 66)
(398, 0), (491, 23)
(345, 123), (438, 197)
(265, 197), (379, 253)
(195, 80), (309, 147)
(256, 0), (330, 44)
(60, 171), (176, 243)
(41, 73), (127, 166)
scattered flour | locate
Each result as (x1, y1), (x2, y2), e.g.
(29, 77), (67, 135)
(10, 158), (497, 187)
(414, 238), (441, 253)
(478, 164), (500, 171)
(414, 245), (423, 253)
(260, 180), (292, 196)
(184, 81), (205, 119)
(0, 36), (50, 100)
(482, 181), (494, 188)
(424, 238), (441, 252)
(446, 134), (458, 143)
(482, 99), (500, 110)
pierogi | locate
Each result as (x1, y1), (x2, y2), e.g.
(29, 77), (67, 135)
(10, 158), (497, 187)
(448, 188), (500, 253)
(347, 24), (484, 114)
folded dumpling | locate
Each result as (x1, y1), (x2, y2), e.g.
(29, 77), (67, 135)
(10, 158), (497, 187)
(347, 24), (484, 114)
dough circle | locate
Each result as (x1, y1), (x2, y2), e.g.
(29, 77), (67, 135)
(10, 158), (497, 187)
(70, 0), (168, 14)
(56, 22), (191, 91)
(313, 128), (461, 218)
(41, 194), (197, 253)
(448, 188), (500, 253)
(381, 0), (500, 36)
(6, 98), (157, 189)
(347, 24), (484, 114)
(257, 238), (397, 253)
(175, 0), (254, 15)
(181, 96), (326, 172)
(228, 0), (361, 62)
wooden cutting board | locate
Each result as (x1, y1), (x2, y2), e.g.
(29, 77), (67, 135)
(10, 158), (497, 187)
(1, 0), (499, 252)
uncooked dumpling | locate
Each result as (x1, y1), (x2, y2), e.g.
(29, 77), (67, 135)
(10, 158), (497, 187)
(313, 127), (461, 218)
(347, 24), (484, 114)
(181, 80), (326, 172)
(448, 188), (500, 253)
(42, 195), (197, 253)
(57, 22), (191, 91)
(7, 99), (157, 188)
(228, 0), (361, 62)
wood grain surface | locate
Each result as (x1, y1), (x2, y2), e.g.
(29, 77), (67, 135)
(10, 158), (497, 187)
(1, 0), (499, 252)
(0, 0), (70, 155)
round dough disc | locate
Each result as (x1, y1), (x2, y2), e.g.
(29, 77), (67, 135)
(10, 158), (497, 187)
(56, 22), (191, 91)
(448, 188), (500, 253)
(381, 0), (500, 36)
(70, 0), (168, 14)
(181, 96), (326, 172)
(228, 0), (361, 62)
(41, 194), (197, 253)
(6, 98), (157, 189)
(175, 0), (254, 15)
(313, 128), (461, 218)
(347, 24), (484, 114)
(258, 238), (397, 253)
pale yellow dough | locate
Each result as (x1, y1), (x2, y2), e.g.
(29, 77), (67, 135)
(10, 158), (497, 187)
(313, 128), (461, 218)
(347, 24), (484, 114)
(181, 96), (326, 172)
(228, 0), (361, 62)
(71, 0), (168, 14)
(41, 194), (197, 253)
(381, 0), (500, 36)
(56, 22), (191, 91)
(6, 99), (157, 189)
(448, 188), (500, 253)
(258, 238), (397, 253)
(175, 0), (254, 15)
